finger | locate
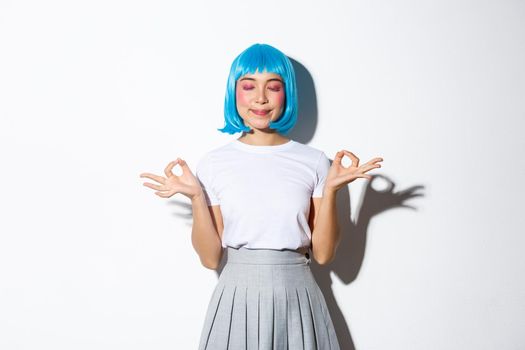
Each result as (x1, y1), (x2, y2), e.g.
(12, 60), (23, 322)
(165, 159), (179, 178)
(345, 173), (372, 182)
(139, 173), (166, 185)
(361, 157), (384, 166)
(358, 163), (381, 173)
(342, 150), (359, 167)
(178, 158), (189, 171)
(332, 151), (345, 166)
(155, 190), (172, 198)
(143, 182), (164, 191)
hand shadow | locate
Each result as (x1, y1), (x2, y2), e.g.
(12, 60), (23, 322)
(309, 173), (425, 350)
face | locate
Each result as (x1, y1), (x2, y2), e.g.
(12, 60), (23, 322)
(235, 71), (286, 131)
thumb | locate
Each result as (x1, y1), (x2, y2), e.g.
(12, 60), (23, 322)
(178, 158), (189, 168)
(333, 151), (344, 164)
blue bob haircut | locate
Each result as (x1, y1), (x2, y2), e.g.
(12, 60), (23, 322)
(217, 43), (298, 135)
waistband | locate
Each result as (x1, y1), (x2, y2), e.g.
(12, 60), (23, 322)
(226, 246), (311, 265)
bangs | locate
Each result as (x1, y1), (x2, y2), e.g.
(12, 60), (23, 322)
(234, 45), (287, 79)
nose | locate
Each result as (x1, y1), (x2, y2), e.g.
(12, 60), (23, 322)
(255, 89), (268, 104)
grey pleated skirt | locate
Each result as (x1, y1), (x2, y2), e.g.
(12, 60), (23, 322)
(198, 246), (340, 350)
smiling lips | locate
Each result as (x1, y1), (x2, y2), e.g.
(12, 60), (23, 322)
(251, 109), (270, 116)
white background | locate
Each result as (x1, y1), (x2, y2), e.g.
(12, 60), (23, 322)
(1, 0), (524, 349)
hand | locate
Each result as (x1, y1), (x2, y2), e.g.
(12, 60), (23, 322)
(139, 158), (203, 200)
(325, 150), (383, 193)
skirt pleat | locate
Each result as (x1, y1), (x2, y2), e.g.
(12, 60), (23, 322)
(246, 287), (259, 349)
(228, 285), (246, 349)
(198, 247), (341, 350)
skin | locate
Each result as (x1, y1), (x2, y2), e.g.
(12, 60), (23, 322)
(234, 71), (289, 146)
(139, 70), (384, 266)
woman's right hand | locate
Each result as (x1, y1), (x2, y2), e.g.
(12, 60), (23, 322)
(139, 158), (203, 200)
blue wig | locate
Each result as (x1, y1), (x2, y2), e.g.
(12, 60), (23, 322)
(217, 43), (298, 135)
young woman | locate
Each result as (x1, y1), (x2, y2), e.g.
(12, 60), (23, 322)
(140, 43), (383, 349)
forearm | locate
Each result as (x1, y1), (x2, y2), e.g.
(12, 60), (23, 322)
(311, 189), (341, 265)
(190, 191), (223, 269)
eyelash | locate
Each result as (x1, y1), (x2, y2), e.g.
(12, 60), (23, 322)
(242, 86), (282, 92)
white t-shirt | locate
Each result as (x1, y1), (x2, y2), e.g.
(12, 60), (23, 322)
(195, 139), (331, 250)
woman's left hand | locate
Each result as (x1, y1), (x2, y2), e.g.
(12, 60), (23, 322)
(324, 150), (383, 193)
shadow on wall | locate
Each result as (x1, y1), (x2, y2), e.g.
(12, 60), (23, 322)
(290, 58), (425, 349)
(172, 58), (425, 350)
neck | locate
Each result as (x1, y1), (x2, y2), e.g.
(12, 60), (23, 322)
(237, 131), (290, 146)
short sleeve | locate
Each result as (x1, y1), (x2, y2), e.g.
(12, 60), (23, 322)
(195, 153), (220, 206)
(312, 151), (331, 198)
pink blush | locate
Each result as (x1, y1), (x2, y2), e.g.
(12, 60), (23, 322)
(236, 88), (249, 105)
(276, 90), (285, 105)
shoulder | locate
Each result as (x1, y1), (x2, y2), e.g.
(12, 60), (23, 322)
(198, 141), (234, 162)
(289, 141), (331, 176)
(289, 140), (327, 162)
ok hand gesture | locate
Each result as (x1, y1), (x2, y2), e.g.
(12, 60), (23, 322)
(139, 158), (202, 200)
(324, 150), (383, 193)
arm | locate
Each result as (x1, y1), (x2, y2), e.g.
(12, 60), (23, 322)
(139, 157), (224, 270)
(310, 149), (383, 265)
(191, 190), (224, 270)
(310, 189), (341, 265)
